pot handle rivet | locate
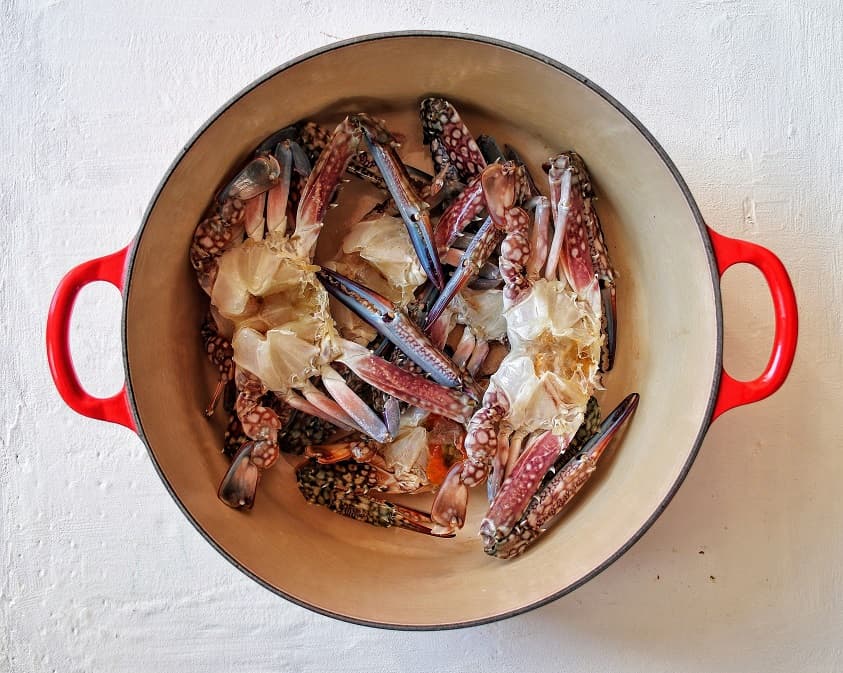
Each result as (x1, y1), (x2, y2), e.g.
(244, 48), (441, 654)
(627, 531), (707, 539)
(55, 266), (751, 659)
(46, 245), (136, 431)
(707, 227), (798, 420)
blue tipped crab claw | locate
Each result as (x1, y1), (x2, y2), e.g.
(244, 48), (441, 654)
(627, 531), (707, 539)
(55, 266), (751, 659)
(481, 393), (639, 559)
(424, 217), (503, 329)
(317, 267), (478, 396)
(352, 113), (445, 290)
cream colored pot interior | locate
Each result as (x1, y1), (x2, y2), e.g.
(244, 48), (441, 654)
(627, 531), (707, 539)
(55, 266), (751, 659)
(125, 35), (718, 627)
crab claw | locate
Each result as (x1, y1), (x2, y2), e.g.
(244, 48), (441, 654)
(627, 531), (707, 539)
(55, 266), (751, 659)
(481, 393), (639, 558)
(218, 154), (281, 204)
(424, 217), (503, 329)
(296, 460), (456, 537)
(353, 114), (445, 289)
(336, 338), (476, 424)
(218, 441), (262, 510)
(317, 267), (468, 390)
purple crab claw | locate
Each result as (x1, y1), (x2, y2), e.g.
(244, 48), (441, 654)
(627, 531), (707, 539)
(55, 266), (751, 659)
(218, 441), (261, 510)
(424, 217), (503, 329)
(317, 267), (470, 391)
(352, 114), (445, 289)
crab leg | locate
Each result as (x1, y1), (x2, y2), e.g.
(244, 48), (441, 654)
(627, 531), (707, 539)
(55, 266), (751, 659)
(320, 366), (391, 443)
(419, 97), (487, 183)
(299, 382), (363, 434)
(201, 315), (234, 416)
(265, 140), (293, 234)
(425, 217), (503, 328)
(548, 153), (617, 369)
(277, 389), (356, 432)
(293, 117), (363, 259)
(354, 114), (445, 289)
(296, 460), (455, 537)
(527, 196), (551, 281)
(317, 267), (468, 389)
(336, 339), (475, 424)
(482, 393), (639, 559)
(433, 174), (485, 254)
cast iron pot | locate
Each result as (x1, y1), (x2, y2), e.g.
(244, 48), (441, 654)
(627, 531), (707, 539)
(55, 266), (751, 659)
(46, 32), (798, 629)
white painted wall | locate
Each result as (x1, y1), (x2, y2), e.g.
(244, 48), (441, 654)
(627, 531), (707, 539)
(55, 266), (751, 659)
(3, 1), (841, 671)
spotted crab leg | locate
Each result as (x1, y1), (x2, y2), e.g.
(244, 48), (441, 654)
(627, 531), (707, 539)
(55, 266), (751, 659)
(296, 460), (455, 537)
(201, 315), (234, 417)
(353, 114), (445, 289)
(424, 217), (503, 328)
(293, 117), (363, 259)
(336, 339), (476, 425)
(433, 174), (485, 254)
(317, 267), (472, 391)
(482, 393), (639, 559)
(419, 97), (487, 183)
(547, 152), (617, 370)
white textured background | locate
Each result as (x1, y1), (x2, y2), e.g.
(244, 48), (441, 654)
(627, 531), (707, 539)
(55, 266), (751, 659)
(3, 1), (842, 671)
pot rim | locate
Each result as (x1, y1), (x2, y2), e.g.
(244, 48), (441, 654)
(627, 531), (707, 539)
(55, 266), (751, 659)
(122, 30), (722, 630)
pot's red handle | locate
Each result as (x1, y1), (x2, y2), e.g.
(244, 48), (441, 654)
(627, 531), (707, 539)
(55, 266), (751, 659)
(708, 228), (797, 420)
(46, 246), (136, 431)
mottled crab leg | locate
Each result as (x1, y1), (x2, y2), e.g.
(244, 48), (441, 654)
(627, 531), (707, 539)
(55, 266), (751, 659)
(336, 339), (476, 424)
(353, 114), (445, 289)
(218, 441), (262, 509)
(296, 460), (455, 537)
(482, 393), (639, 559)
(317, 267), (471, 391)
(293, 117), (363, 259)
(201, 315), (234, 417)
(433, 173), (485, 254)
(424, 217), (503, 328)
(547, 153), (617, 370)
(419, 97), (487, 183)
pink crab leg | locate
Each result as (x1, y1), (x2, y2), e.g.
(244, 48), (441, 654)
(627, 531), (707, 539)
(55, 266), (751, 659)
(265, 140), (293, 234)
(527, 196), (551, 281)
(482, 393), (639, 559)
(433, 174), (485, 254)
(482, 165), (532, 305)
(545, 159), (571, 280)
(451, 329), (476, 369)
(299, 382), (363, 434)
(466, 339), (489, 377)
(549, 153), (617, 369)
(424, 217), (503, 328)
(320, 366), (391, 443)
(243, 192), (267, 241)
(336, 339), (476, 424)
(487, 425), (515, 502)
(293, 117), (362, 259)
(277, 390), (356, 432)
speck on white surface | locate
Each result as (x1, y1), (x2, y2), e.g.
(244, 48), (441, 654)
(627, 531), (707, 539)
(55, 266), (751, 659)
(2, 1), (842, 672)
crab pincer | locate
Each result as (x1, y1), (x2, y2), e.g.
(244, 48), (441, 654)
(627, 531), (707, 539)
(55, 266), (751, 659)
(351, 114), (445, 290)
(481, 393), (639, 559)
(317, 266), (475, 393)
